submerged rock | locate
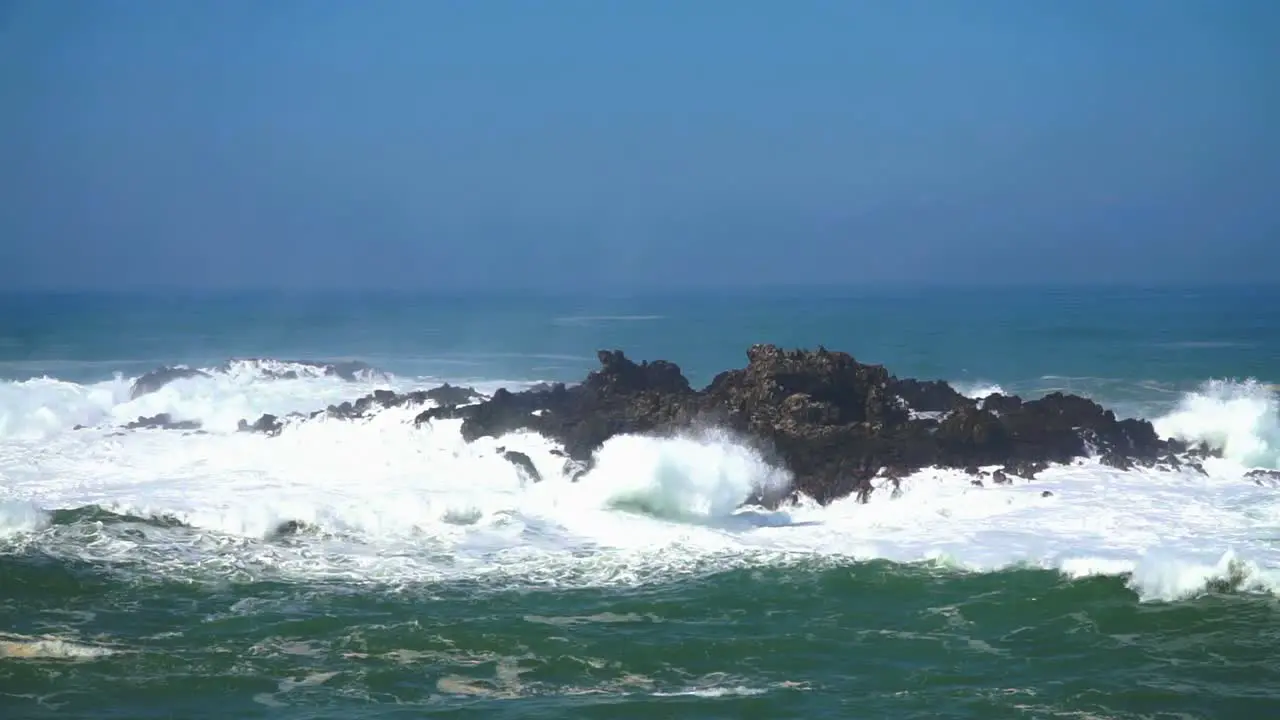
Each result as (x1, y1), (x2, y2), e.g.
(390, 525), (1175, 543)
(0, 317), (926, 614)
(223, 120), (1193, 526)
(237, 414), (284, 437)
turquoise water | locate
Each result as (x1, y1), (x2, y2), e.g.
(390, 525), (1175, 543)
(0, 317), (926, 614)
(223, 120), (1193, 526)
(2, 286), (1279, 718)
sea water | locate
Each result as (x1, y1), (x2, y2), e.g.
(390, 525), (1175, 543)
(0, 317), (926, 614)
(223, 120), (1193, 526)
(1, 286), (1278, 718)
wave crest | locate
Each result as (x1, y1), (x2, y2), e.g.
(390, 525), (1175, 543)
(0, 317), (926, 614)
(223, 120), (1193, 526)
(1153, 379), (1279, 468)
(579, 429), (792, 522)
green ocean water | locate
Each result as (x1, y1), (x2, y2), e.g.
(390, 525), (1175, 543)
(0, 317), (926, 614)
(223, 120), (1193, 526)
(2, 287), (1280, 718)
(4, 551), (1279, 719)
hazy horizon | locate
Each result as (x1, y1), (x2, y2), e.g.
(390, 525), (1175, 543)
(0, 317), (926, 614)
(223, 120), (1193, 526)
(4, 1), (1277, 291)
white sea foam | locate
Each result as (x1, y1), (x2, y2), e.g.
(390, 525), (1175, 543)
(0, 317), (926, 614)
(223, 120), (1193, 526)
(1, 371), (1278, 602)
(0, 359), (514, 439)
(1152, 378), (1279, 468)
(954, 381), (1007, 400)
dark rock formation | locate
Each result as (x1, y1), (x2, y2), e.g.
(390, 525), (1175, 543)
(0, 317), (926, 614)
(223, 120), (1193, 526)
(237, 383), (487, 435)
(1246, 469), (1280, 485)
(408, 344), (1186, 504)
(237, 414), (284, 437)
(501, 450), (542, 484)
(426, 383), (486, 407)
(130, 367), (211, 399)
(124, 413), (202, 431)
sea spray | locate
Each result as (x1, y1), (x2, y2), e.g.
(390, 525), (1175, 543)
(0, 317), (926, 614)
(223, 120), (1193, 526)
(577, 428), (793, 522)
(1154, 379), (1279, 468)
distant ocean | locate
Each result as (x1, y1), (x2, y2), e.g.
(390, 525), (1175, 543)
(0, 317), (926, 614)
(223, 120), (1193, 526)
(2, 285), (1279, 719)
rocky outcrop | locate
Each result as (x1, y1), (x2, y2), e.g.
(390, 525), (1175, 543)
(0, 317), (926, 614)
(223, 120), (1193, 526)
(410, 344), (1186, 504)
(129, 359), (388, 399)
(130, 367), (211, 399)
(124, 413), (202, 431)
(501, 450), (542, 484)
(237, 384), (486, 435)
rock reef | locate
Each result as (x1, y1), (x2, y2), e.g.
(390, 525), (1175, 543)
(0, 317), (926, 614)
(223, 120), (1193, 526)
(235, 344), (1195, 505)
(408, 344), (1188, 503)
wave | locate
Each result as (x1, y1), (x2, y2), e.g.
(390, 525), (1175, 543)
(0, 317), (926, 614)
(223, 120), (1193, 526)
(953, 381), (1007, 400)
(0, 357), (427, 439)
(1152, 378), (1279, 468)
(3, 357), (1279, 602)
(2, 394), (1278, 602)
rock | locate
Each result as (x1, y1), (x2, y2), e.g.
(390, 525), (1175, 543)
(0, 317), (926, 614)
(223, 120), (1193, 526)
(237, 414), (284, 437)
(319, 384), (487, 422)
(981, 394), (1023, 416)
(130, 367), (211, 399)
(890, 378), (973, 415)
(970, 479), (984, 487)
(124, 413), (202, 431)
(991, 469), (1010, 485)
(1245, 469), (1280, 485)
(502, 450), (542, 484)
(1041, 490), (1054, 498)
(426, 383), (485, 407)
(1002, 459), (1049, 480)
(1100, 451), (1134, 471)
(248, 343), (1193, 506)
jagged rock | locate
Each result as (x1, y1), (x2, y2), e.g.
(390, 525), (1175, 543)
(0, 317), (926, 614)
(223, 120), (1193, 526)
(981, 393), (1023, 416)
(1041, 490), (1054, 498)
(237, 414), (283, 437)
(124, 413), (202, 431)
(409, 344), (1183, 505)
(426, 383), (485, 407)
(243, 344), (1198, 506)
(991, 469), (1010, 484)
(236, 383), (488, 434)
(130, 367), (211, 399)
(1245, 469), (1280, 485)
(502, 450), (542, 483)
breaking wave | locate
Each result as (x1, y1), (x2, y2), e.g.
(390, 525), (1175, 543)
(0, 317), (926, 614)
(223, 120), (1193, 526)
(0, 358), (415, 439)
(2, 364), (1279, 603)
(1152, 378), (1279, 468)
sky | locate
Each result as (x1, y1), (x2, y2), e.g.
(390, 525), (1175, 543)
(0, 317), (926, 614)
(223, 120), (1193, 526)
(2, 0), (1277, 291)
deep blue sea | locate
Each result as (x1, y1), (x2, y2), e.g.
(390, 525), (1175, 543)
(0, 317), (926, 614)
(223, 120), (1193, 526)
(2, 286), (1279, 718)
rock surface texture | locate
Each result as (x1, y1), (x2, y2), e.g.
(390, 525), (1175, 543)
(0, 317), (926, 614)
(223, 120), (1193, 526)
(398, 345), (1189, 504)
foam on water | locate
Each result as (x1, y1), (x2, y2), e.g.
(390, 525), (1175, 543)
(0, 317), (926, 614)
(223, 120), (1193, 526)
(2, 370), (1279, 603)
(954, 381), (1007, 400)
(0, 359), (482, 438)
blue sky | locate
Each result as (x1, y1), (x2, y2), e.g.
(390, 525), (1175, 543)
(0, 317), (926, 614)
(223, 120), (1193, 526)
(2, 0), (1277, 290)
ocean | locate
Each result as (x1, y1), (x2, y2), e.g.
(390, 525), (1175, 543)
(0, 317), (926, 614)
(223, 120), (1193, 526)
(1, 285), (1278, 718)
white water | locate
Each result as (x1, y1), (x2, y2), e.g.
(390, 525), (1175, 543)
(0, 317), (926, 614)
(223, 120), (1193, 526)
(1, 368), (1278, 602)
(1153, 378), (1280, 469)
